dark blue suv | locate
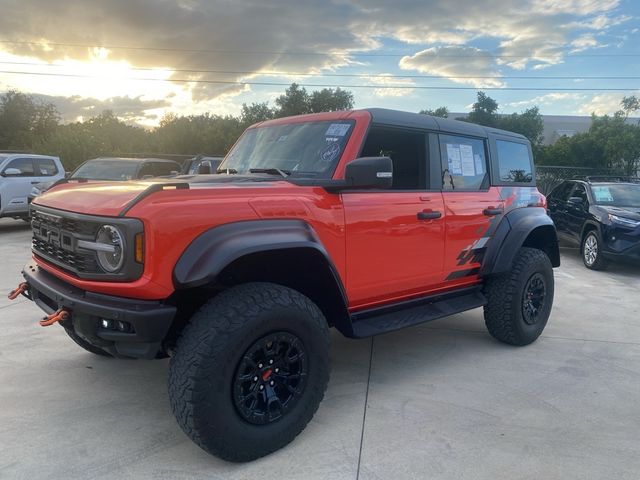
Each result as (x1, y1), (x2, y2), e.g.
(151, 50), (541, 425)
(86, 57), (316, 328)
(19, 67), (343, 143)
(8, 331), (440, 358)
(547, 177), (640, 269)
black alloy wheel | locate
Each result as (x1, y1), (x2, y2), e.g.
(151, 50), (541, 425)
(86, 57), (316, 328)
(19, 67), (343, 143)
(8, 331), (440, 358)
(233, 332), (308, 425)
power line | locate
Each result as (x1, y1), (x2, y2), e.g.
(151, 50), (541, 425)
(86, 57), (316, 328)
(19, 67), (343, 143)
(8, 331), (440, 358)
(1, 39), (640, 58)
(0, 69), (637, 91)
(0, 60), (639, 81)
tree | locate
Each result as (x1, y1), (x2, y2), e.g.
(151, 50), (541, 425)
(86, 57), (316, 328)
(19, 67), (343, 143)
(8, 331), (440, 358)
(240, 102), (274, 126)
(0, 90), (60, 149)
(274, 83), (310, 117)
(498, 106), (545, 152)
(621, 95), (640, 118)
(419, 107), (449, 118)
(308, 87), (354, 113)
(274, 83), (355, 117)
(466, 91), (499, 127)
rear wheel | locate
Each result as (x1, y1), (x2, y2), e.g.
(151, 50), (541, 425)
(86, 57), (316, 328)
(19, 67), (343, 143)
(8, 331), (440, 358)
(168, 282), (330, 462)
(582, 230), (608, 270)
(483, 247), (554, 346)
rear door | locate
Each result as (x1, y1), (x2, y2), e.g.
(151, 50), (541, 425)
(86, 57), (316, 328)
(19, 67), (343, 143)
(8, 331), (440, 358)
(439, 133), (503, 286)
(343, 126), (445, 310)
(0, 157), (38, 214)
(565, 183), (590, 243)
(547, 181), (575, 237)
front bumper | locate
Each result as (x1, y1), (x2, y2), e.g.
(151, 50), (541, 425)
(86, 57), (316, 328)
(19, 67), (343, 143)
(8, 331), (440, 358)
(22, 259), (176, 358)
(601, 224), (640, 264)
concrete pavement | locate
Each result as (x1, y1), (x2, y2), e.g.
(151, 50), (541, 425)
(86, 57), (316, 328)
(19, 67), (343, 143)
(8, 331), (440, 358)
(1, 218), (639, 480)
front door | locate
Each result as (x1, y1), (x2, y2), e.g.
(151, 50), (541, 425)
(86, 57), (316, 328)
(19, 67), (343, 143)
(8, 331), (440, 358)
(343, 126), (445, 310)
(0, 158), (40, 215)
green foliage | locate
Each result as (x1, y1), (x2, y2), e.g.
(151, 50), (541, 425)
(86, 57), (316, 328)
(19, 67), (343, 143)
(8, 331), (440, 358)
(419, 106), (449, 118)
(0, 90), (60, 149)
(466, 91), (499, 127)
(274, 83), (354, 117)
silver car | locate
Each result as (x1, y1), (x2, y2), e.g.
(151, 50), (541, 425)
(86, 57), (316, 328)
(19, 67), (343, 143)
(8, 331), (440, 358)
(0, 153), (64, 220)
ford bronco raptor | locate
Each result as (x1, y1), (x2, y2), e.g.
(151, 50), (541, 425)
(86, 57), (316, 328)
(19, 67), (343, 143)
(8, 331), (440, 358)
(12, 109), (559, 462)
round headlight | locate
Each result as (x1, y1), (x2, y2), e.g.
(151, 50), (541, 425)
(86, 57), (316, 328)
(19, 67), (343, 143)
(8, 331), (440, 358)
(96, 225), (125, 272)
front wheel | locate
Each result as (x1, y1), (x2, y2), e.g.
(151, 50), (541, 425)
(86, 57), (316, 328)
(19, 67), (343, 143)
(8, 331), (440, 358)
(168, 282), (330, 462)
(483, 247), (554, 346)
(582, 230), (608, 270)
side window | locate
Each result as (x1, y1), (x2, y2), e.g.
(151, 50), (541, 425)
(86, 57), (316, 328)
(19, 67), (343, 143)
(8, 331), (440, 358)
(549, 182), (574, 202)
(571, 184), (588, 204)
(360, 126), (427, 190)
(3, 158), (35, 177)
(496, 140), (533, 183)
(34, 158), (59, 176)
(150, 163), (178, 176)
(439, 134), (488, 190)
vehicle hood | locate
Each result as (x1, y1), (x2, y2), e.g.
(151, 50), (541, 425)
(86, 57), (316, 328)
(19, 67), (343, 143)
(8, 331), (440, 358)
(32, 175), (282, 217)
(597, 205), (640, 221)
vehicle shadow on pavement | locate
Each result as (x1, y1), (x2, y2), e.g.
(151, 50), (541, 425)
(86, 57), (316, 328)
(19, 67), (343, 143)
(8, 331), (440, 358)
(0, 219), (31, 233)
(560, 245), (640, 277)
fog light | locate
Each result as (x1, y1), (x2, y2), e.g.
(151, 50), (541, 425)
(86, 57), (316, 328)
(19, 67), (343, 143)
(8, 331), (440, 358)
(115, 320), (134, 333)
(101, 319), (114, 329)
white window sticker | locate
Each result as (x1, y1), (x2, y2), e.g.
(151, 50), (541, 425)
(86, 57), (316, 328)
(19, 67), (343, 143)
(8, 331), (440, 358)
(446, 144), (463, 175)
(459, 144), (475, 177)
(325, 123), (351, 137)
(592, 186), (614, 202)
(474, 154), (484, 175)
(276, 135), (288, 143)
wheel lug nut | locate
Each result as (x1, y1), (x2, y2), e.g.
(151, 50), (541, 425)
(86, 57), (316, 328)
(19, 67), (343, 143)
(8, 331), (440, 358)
(258, 363), (263, 368)
(275, 368), (279, 373)
(270, 380), (274, 386)
(259, 385), (264, 390)
(269, 359), (273, 365)
(253, 376), (258, 382)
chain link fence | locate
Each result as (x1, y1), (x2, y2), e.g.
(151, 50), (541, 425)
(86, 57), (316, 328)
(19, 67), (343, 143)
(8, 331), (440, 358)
(535, 165), (624, 195)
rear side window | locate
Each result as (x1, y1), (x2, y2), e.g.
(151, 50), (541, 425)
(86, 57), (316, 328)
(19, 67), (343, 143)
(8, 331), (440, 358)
(439, 134), (488, 190)
(496, 140), (533, 183)
(3, 158), (35, 176)
(34, 158), (59, 176)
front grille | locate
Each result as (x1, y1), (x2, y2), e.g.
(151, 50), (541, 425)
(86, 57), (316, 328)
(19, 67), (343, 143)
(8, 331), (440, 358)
(32, 238), (98, 273)
(31, 207), (101, 276)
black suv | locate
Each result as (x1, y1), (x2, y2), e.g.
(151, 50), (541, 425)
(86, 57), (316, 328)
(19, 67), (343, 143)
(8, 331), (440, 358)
(547, 177), (640, 269)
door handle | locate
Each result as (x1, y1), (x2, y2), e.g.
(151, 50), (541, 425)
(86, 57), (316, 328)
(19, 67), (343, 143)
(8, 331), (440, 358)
(417, 211), (442, 220)
(483, 208), (503, 216)
(31, 181), (40, 185)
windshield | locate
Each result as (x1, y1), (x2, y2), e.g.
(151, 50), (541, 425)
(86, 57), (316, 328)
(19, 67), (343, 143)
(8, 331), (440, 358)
(219, 120), (355, 178)
(71, 160), (139, 181)
(591, 184), (640, 208)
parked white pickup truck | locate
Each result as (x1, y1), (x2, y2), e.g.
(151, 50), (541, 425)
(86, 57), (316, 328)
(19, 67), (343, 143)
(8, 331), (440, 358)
(0, 153), (64, 220)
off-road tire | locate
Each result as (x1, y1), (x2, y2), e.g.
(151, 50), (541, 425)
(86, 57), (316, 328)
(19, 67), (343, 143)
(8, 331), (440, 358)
(582, 230), (608, 270)
(483, 247), (554, 346)
(64, 327), (113, 357)
(168, 282), (330, 462)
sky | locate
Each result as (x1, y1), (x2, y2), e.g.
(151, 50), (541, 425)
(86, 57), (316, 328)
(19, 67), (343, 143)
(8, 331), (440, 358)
(0, 0), (638, 126)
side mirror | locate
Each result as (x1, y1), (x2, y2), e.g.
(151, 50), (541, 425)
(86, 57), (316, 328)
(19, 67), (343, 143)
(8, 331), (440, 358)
(2, 168), (22, 177)
(344, 156), (393, 189)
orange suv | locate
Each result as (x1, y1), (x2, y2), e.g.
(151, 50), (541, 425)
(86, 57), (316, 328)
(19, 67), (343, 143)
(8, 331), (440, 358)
(13, 109), (559, 461)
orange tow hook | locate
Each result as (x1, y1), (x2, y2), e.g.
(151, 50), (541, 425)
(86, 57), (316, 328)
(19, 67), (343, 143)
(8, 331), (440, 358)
(8, 282), (28, 300)
(40, 309), (70, 327)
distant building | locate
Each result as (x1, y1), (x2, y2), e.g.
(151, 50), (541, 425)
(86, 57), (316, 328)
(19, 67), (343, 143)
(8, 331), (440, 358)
(449, 113), (639, 145)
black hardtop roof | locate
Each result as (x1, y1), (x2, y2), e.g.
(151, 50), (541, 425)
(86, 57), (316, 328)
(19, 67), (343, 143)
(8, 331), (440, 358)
(364, 108), (528, 142)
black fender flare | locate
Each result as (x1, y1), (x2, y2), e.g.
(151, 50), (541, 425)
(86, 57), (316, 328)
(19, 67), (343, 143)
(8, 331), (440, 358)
(173, 219), (342, 289)
(481, 207), (560, 276)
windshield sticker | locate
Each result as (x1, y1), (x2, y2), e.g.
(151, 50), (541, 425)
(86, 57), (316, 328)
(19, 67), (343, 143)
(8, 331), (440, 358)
(474, 154), (484, 175)
(460, 144), (475, 177)
(320, 142), (342, 162)
(446, 144), (463, 175)
(276, 135), (288, 143)
(592, 186), (614, 202)
(325, 137), (339, 142)
(325, 123), (351, 137)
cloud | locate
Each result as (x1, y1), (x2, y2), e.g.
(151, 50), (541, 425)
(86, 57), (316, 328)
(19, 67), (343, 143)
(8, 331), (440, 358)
(0, 0), (628, 116)
(363, 74), (415, 97)
(399, 47), (504, 88)
(31, 93), (171, 123)
(578, 93), (638, 115)
(504, 93), (586, 109)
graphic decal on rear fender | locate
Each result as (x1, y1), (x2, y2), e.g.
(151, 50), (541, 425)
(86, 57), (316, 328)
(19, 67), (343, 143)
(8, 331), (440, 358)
(446, 187), (543, 280)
